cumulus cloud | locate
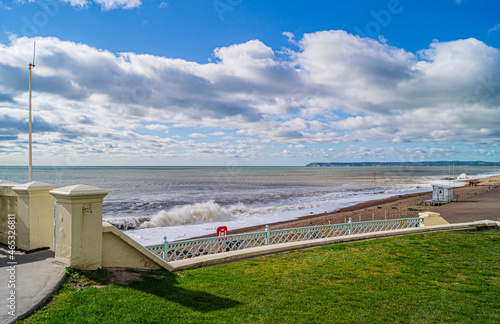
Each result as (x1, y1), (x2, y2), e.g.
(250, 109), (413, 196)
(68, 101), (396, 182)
(296, 30), (417, 93)
(189, 133), (208, 138)
(93, 0), (141, 10)
(61, 0), (89, 8)
(144, 124), (169, 132)
(0, 31), (499, 164)
(18, 0), (142, 10)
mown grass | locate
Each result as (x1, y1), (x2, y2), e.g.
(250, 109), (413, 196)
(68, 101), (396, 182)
(23, 230), (500, 323)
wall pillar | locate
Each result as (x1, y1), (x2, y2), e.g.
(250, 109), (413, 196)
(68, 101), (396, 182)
(419, 212), (450, 226)
(0, 181), (20, 245)
(13, 182), (58, 251)
(50, 184), (108, 270)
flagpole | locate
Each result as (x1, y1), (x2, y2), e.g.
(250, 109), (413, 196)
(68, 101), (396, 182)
(28, 42), (36, 182)
(29, 63), (33, 182)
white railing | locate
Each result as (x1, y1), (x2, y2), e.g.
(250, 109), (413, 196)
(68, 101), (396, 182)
(146, 217), (423, 262)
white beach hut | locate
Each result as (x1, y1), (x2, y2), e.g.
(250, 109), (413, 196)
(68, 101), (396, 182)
(432, 185), (454, 204)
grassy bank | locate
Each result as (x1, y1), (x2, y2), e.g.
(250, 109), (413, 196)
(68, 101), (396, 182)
(23, 230), (500, 323)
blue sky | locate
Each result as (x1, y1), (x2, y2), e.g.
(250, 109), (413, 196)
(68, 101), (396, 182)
(0, 0), (499, 166)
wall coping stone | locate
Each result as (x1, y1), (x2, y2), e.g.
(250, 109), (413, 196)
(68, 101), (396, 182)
(50, 184), (108, 199)
(13, 181), (58, 193)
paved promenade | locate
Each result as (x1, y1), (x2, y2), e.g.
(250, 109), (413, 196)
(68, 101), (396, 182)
(434, 187), (500, 224)
(0, 247), (66, 324)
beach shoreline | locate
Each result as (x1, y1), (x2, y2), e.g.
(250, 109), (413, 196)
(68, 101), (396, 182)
(119, 169), (500, 245)
(224, 175), (500, 236)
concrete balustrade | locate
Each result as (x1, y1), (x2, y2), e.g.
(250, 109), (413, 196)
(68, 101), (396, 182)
(48, 184), (171, 271)
(13, 182), (58, 251)
(50, 184), (108, 270)
(418, 211), (450, 226)
(2, 179), (165, 270)
(0, 181), (20, 245)
(102, 222), (173, 271)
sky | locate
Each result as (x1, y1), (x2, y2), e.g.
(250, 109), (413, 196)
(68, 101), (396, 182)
(0, 0), (499, 166)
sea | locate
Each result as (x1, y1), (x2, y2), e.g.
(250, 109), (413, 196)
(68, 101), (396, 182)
(1, 165), (499, 246)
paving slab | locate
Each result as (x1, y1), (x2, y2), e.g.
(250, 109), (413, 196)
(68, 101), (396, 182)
(0, 247), (66, 324)
(434, 187), (500, 224)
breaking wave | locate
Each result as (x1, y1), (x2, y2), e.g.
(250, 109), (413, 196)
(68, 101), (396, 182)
(141, 200), (241, 228)
(107, 217), (151, 230)
(112, 192), (396, 230)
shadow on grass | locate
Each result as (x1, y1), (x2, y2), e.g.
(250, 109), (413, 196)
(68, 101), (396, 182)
(126, 272), (243, 313)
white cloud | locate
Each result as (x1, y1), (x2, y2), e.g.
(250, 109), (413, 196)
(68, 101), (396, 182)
(0, 32), (499, 165)
(25, 0), (144, 10)
(283, 31), (298, 46)
(188, 133), (208, 138)
(61, 0), (89, 8)
(144, 124), (169, 132)
(488, 23), (500, 34)
(94, 0), (141, 10)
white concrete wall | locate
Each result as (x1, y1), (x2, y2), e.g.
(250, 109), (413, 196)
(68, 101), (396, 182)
(102, 222), (173, 271)
(49, 184), (172, 271)
(50, 185), (108, 270)
(13, 182), (58, 250)
(419, 212), (450, 226)
(0, 181), (20, 246)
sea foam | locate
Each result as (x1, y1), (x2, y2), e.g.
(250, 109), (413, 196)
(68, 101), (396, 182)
(108, 217), (150, 230)
(141, 200), (238, 228)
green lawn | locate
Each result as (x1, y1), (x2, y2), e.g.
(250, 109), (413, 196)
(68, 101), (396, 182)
(23, 230), (500, 323)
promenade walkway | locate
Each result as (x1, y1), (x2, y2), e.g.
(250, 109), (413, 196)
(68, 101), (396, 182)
(435, 187), (500, 224)
(0, 247), (66, 324)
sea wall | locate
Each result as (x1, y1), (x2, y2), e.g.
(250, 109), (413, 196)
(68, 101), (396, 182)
(0, 181), (19, 246)
(0, 179), (171, 271)
(49, 184), (172, 271)
(102, 222), (173, 271)
(0, 180), (56, 250)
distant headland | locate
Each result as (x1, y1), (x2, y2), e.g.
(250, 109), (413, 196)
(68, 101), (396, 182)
(306, 161), (500, 167)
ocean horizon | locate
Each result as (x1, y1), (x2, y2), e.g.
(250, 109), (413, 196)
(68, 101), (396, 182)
(2, 165), (500, 245)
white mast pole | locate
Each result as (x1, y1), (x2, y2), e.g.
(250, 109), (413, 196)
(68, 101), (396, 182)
(28, 41), (36, 182)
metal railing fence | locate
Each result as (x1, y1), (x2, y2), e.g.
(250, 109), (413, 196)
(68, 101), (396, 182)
(146, 217), (423, 262)
(145, 185), (495, 263)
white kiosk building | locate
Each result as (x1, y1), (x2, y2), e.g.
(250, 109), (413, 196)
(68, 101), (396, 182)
(432, 185), (454, 204)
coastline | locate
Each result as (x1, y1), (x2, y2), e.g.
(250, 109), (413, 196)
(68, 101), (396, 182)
(225, 174), (500, 236)
(121, 170), (500, 245)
